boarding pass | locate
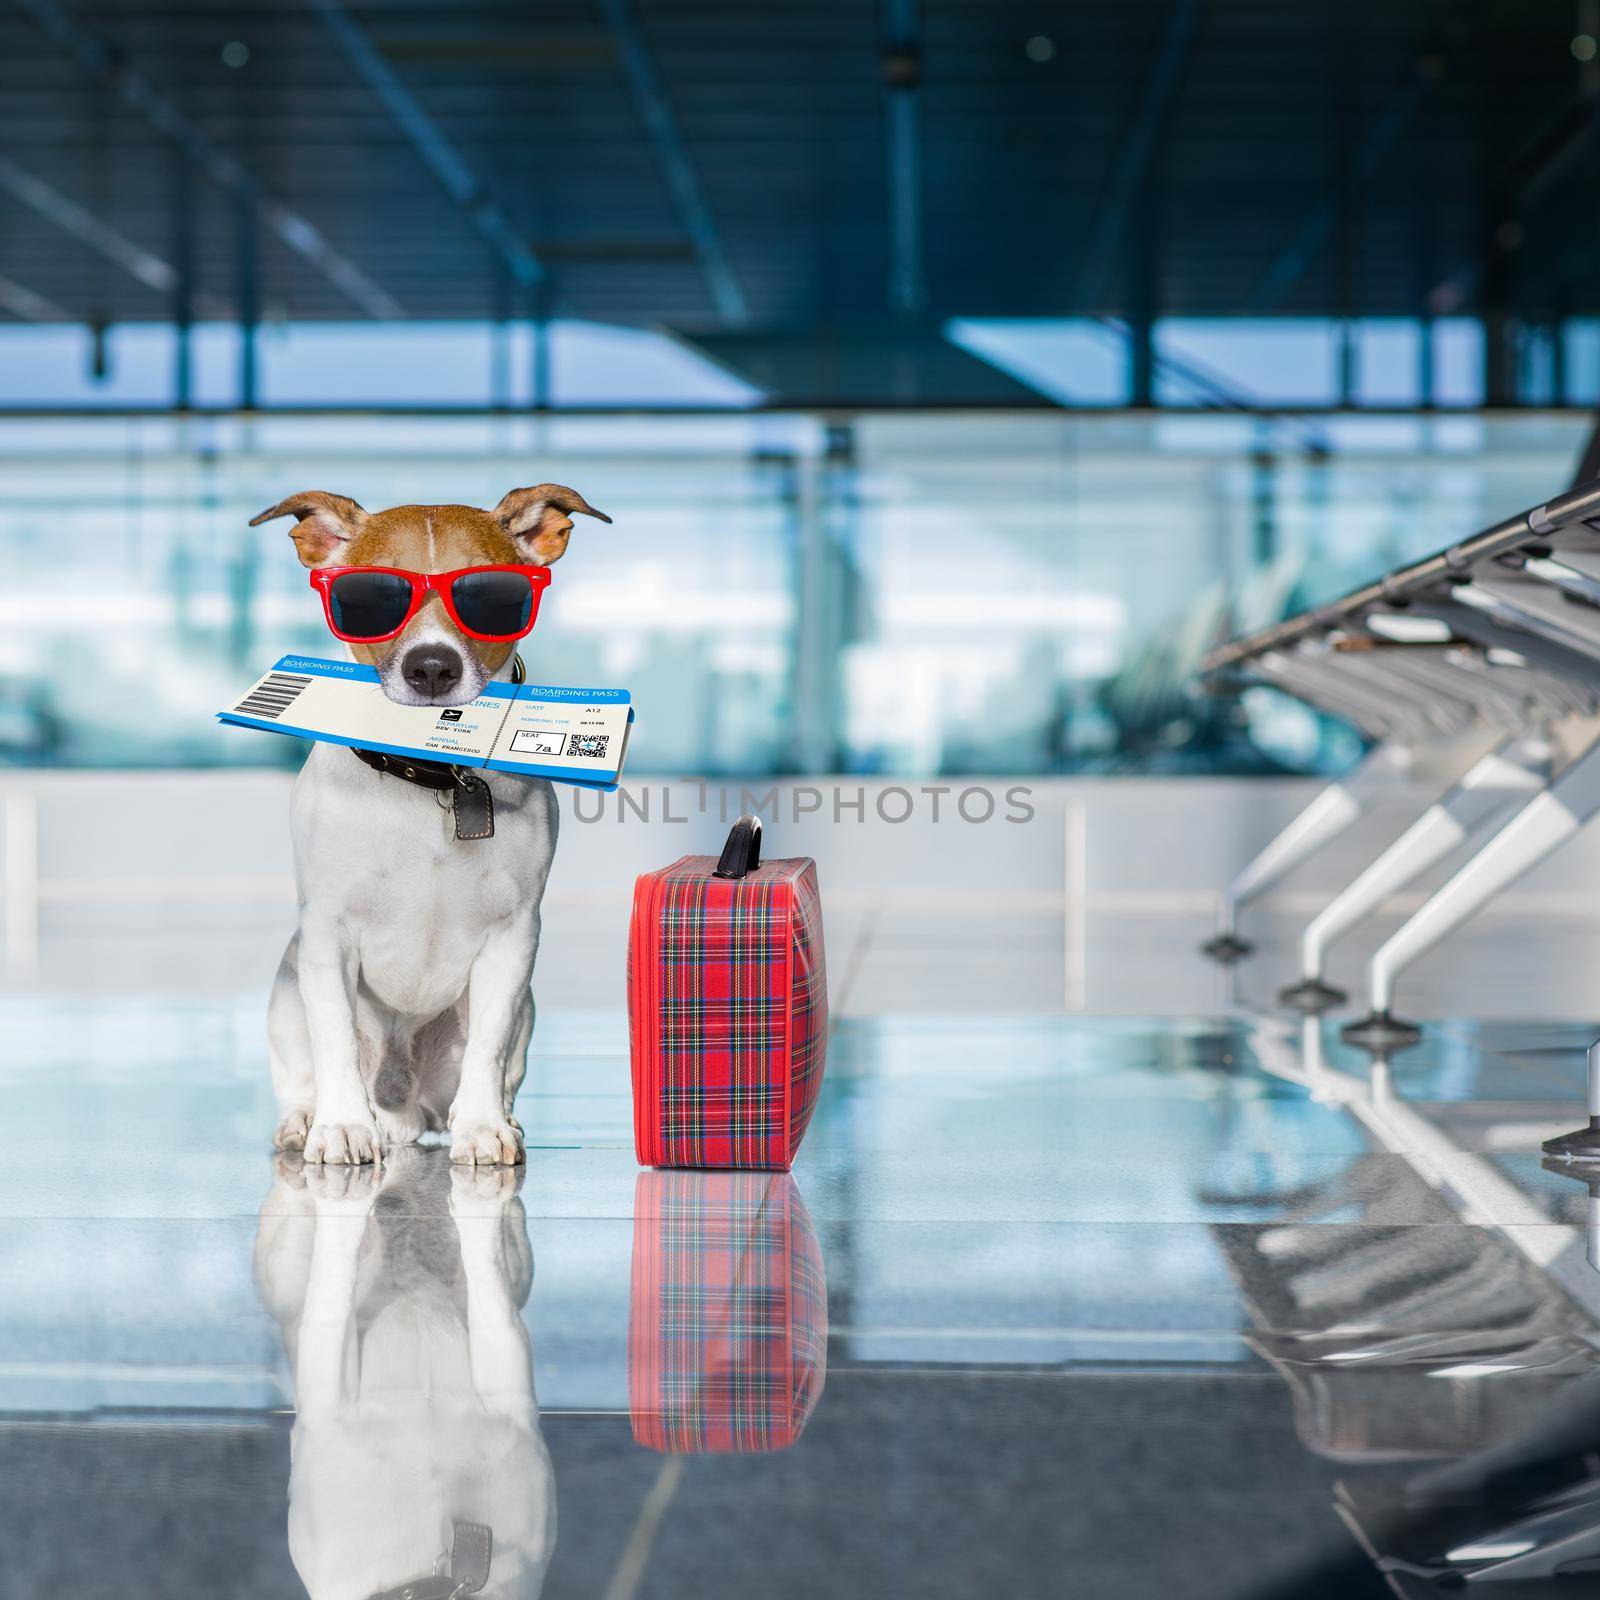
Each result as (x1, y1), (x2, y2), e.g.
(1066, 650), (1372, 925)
(218, 654), (632, 790)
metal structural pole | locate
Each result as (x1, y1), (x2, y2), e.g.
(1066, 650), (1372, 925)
(14, 0), (401, 319)
(1280, 727), (1558, 1011)
(1202, 741), (1415, 963)
(491, 273), (512, 413)
(529, 281), (552, 412)
(1343, 730), (1600, 1049)
(1543, 1038), (1600, 1160)
(237, 194), (258, 411)
(173, 152), (194, 410)
(882, 0), (927, 315)
(1250, 80), (1423, 312)
(786, 423), (857, 773)
(311, 0), (543, 296)
(1072, 0), (1200, 314)
(598, 0), (748, 324)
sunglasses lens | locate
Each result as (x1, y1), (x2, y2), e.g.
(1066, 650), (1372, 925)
(327, 571), (413, 639)
(451, 570), (535, 637)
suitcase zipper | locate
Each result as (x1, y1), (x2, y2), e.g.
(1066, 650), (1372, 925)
(646, 870), (663, 1165)
(634, 868), (669, 1166)
(630, 873), (651, 1162)
(780, 877), (796, 1170)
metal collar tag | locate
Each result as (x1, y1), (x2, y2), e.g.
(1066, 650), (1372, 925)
(354, 654), (523, 841)
(366, 1519), (493, 1600)
(448, 1521), (493, 1591)
(451, 774), (494, 841)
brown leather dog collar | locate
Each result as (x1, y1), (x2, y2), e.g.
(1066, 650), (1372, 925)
(350, 747), (460, 789)
(348, 655), (522, 841)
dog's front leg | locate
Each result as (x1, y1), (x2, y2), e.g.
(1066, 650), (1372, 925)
(298, 917), (382, 1165)
(451, 1166), (537, 1419)
(449, 912), (537, 1165)
(296, 1164), (379, 1414)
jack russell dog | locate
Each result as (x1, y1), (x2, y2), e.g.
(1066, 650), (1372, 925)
(255, 1148), (553, 1599)
(252, 485), (610, 1167)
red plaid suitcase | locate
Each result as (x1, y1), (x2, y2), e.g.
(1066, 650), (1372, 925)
(628, 815), (827, 1170)
(627, 1170), (828, 1453)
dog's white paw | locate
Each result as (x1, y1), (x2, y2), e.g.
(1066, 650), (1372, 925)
(449, 1114), (525, 1167)
(304, 1159), (381, 1214)
(303, 1120), (383, 1166)
(272, 1107), (313, 1152)
(449, 1161), (521, 1217)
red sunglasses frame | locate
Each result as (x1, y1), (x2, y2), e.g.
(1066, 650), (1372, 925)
(309, 564), (553, 643)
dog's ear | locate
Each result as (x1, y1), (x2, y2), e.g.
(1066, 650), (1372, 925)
(249, 490), (369, 568)
(492, 484), (612, 566)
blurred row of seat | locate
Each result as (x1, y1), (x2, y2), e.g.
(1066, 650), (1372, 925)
(1199, 472), (1600, 1061)
(1222, 1014), (1600, 1589)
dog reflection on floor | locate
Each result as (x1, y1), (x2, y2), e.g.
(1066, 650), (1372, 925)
(254, 1146), (554, 1600)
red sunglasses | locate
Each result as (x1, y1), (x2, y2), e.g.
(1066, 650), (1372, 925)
(310, 564), (553, 643)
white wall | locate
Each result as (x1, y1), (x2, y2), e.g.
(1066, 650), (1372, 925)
(6, 768), (1600, 1016)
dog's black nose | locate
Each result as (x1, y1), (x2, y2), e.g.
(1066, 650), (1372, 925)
(401, 644), (464, 698)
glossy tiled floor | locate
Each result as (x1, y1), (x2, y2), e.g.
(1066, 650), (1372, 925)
(5, 992), (1600, 1596)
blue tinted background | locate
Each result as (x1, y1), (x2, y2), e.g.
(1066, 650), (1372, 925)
(0, 316), (1591, 776)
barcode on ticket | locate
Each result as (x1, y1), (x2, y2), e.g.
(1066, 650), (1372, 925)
(233, 672), (312, 721)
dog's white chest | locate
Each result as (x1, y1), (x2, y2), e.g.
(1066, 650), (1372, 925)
(291, 746), (557, 1015)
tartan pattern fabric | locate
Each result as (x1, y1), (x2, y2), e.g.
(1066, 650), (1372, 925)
(785, 865), (827, 1160)
(630, 851), (828, 1170)
(628, 1170), (828, 1454)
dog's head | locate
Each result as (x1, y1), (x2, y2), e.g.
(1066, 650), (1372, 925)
(251, 486), (610, 706)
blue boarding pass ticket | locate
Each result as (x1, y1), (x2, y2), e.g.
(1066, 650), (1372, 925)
(217, 654), (633, 790)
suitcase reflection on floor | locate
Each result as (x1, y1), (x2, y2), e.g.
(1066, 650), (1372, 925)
(628, 1170), (828, 1454)
(253, 1147), (554, 1600)
(1227, 1017), (1600, 1589)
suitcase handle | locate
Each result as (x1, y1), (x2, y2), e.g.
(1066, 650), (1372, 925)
(712, 814), (763, 879)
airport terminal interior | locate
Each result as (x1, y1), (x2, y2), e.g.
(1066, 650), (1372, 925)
(13, 2), (1600, 1596)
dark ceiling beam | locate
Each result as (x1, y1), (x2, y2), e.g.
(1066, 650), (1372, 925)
(1058, 0), (1312, 440)
(1425, 95), (1600, 321)
(1249, 80), (1422, 312)
(310, 0), (543, 292)
(594, 0), (749, 325)
(13, 0), (404, 320)
(0, 271), (69, 321)
(0, 152), (230, 317)
(1071, 0), (1203, 313)
(0, 152), (173, 295)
